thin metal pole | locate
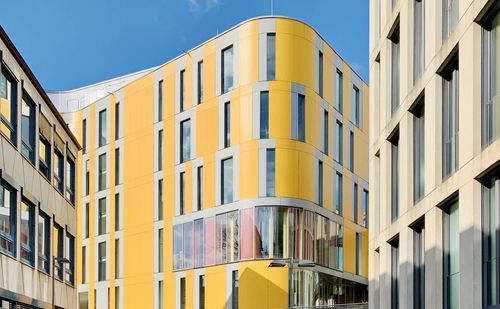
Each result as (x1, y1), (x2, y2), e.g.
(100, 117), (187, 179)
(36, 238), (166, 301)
(289, 256), (293, 309)
(271, 0), (274, 16)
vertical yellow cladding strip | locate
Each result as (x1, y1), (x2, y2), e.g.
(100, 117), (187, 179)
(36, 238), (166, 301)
(122, 73), (155, 308)
(237, 20), (258, 88)
(88, 103), (96, 307)
(205, 265), (227, 309)
(109, 95), (117, 309)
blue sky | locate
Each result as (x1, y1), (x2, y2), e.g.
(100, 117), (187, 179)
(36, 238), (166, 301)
(1, 0), (368, 90)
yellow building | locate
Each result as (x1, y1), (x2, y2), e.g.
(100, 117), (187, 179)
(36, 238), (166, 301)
(50, 16), (369, 309)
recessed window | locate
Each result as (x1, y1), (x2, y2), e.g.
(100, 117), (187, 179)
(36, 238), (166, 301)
(353, 182), (358, 223)
(158, 130), (163, 170)
(318, 51), (324, 97)
(335, 121), (343, 164)
(356, 232), (361, 275)
(390, 238), (400, 309)
(180, 120), (191, 163)
(180, 70), (186, 112)
(82, 246), (87, 283)
(267, 33), (276, 80)
(390, 22), (400, 114)
(98, 241), (106, 281)
(318, 161), (323, 206)
(216, 211), (240, 263)
(389, 129), (400, 222)
(260, 91), (269, 139)
(443, 0), (458, 40)
(224, 102), (231, 148)
(414, 0), (425, 81)
(38, 211), (50, 273)
(232, 270), (239, 309)
(197, 61), (204, 104)
(98, 198), (107, 235)
(85, 160), (90, 196)
(82, 118), (87, 153)
(222, 46), (234, 94)
(98, 153), (107, 191)
(443, 199), (459, 309)
(441, 54), (459, 180)
(20, 200), (35, 265)
(158, 80), (163, 121)
(180, 277), (186, 309)
(158, 228), (163, 272)
(266, 149), (275, 197)
(412, 98), (425, 203)
(66, 154), (76, 204)
(323, 109), (328, 154)
(84, 202), (89, 239)
(297, 94), (306, 142)
(115, 238), (120, 278)
(115, 102), (120, 140)
(0, 67), (18, 144)
(199, 275), (205, 309)
(54, 149), (64, 193)
(196, 166), (203, 211)
(99, 109), (107, 147)
(334, 172), (343, 215)
(221, 157), (233, 204)
(39, 135), (51, 180)
(362, 189), (369, 228)
(65, 233), (75, 284)
(335, 70), (343, 113)
(349, 130), (355, 172)
(115, 148), (120, 186)
(157, 179), (163, 220)
(54, 224), (64, 280)
(21, 94), (36, 163)
(353, 86), (361, 127)
(413, 222), (425, 309)
(180, 172), (185, 215)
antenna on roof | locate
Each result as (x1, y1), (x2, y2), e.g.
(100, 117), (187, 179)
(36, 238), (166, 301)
(271, 0), (274, 15)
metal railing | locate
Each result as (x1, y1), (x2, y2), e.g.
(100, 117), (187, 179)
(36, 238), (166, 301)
(278, 303), (368, 309)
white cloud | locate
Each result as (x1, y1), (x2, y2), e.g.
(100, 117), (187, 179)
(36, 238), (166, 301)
(185, 0), (220, 12)
(186, 0), (201, 11)
(205, 0), (221, 10)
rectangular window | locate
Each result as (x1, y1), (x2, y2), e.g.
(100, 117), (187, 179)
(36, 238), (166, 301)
(353, 183), (358, 223)
(82, 246), (86, 284)
(197, 61), (204, 104)
(335, 172), (343, 215)
(442, 58), (459, 180)
(414, 0), (425, 81)
(267, 33), (276, 80)
(0, 67), (18, 144)
(66, 156), (76, 204)
(82, 118), (87, 153)
(115, 286), (120, 309)
(224, 102), (231, 148)
(20, 200), (34, 265)
(173, 224), (183, 270)
(390, 24), (400, 114)
(318, 51), (324, 97)
(391, 239), (400, 309)
(158, 228), (163, 272)
(115, 102), (120, 140)
(99, 109), (107, 147)
(180, 277), (186, 309)
(79, 292), (89, 309)
(85, 160), (90, 196)
(222, 46), (234, 94)
(443, 0), (458, 40)
(318, 161), (323, 206)
(194, 219), (204, 267)
(335, 120), (343, 163)
(260, 91), (269, 139)
(54, 224), (64, 280)
(98, 241), (106, 281)
(180, 172), (185, 215)
(196, 167), (203, 211)
(183, 222), (194, 268)
(158, 80), (163, 121)
(216, 211), (240, 263)
(65, 233), (75, 284)
(362, 189), (369, 228)
(323, 109), (328, 154)
(98, 198), (107, 235)
(38, 211), (50, 273)
(158, 179), (163, 220)
(443, 200), (459, 309)
(266, 149), (276, 197)
(413, 223), (425, 309)
(390, 130), (400, 221)
(54, 149), (64, 193)
(298, 94), (306, 142)
(39, 135), (51, 180)
(356, 232), (361, 275)
(115, 193), (120, 231)
(349, 130), (354, 171)
(180, 70), (186, 112)
(482, 10), (500, 146)
(21, 94), (36, 163)
(115, 148), (120, 185)
(158, 130), (163, 170)
(158, 281), (163, 309)
(115, 239), (119, 278)
(199, 275), (205, 309)
(98, 153), (107, 191)
(413, 101), (425, 203)
(483, 177), (500, 307)
(221, 157), (233, 204)
(335, 70), (343, 113)
(180, 120), (191, 163)
(232, 270), (239, 309)
(353, 86), (361, 127)
(84, 203), (89, 238)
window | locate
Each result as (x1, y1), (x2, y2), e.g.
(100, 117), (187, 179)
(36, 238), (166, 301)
(413, 223), (425, 309)
(199, 275), (205, 309)
(85, 160), (90, 196)
(158, 179), (163, 220)
(38, 211), (50, 273)
(196, 167), (203, 211)
(158, 80), (163, 121)
(66, 155), (76, 204)
(334, 172), (343, 215)
(65, 233), (75, 284)
(318, 161), (323, 206)
(356, 232), (361, 275)
(84, 203), (89, 238)
(115, 148), (120, 185)
(39, 135), (51, 180)
(99, 109), (107, 147)
(216, 211), (239, 263)
(115, 286), (120, 309)
(98, 241), (106, 281)
(353, 183), (358, 223)
(82, 246), (87, 283)
(158, 228), (163, 272)
(183, 222), (193, 268)
(390, 23), (400, 114)
(79, 292), (89, 309)
(443, 0), (458, 40)
(412, 100), (425, 202)
(180, 172), (185, 215)
(158, 130), (163, 170)
(157, 280), (163, 309)
(180, 70), (186, 112)
(82, 118), (87, 153)
(441, 56), (459, 180)
(362, 189), (369, 228)
(443, 200), (459, 309)
(54, 224), (64, 280)
(221, 157), (233, 204)
(260, 91), (269, 139)
(180, 120), (190, 163)
(318, 51), (324, 97)
(173, 225), (183, 270)
(353, 86), (361, 127)
(349, 130), (354, 171)
(335, 70), (343, 113)
(0, 67), (18, 144)
(266, 33), (276, 80)
(232, 270), (239, 309)
(197, 62), (204, 104)
(323, 110), (328, 154)
(483, 177), (500, 307)
(222, 46), (234, 93)
(115, 102), (120, 140)
(194, 219), (204, 267)
(482, 9), (500, 146)
(99, 153), (107, 191)
(224, 102), (231, 148)
(21, 94), (36, 163)
(180, 277), (186, 309)
(391, 239), (400, 309)
(414, 0), (425, 81)
(20, 200), (34, 265)
(335, 121), (343, 163)
(266, 149), (275, 197)
(390, 130), (400, 221)
(297, 94), (306, 142)
(54, 149), (64, 193)
(98, 198), (107, 235)
(115, 193), (120, 231)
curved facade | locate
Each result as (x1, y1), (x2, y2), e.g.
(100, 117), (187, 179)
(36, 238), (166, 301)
(54, 16), (369, 309)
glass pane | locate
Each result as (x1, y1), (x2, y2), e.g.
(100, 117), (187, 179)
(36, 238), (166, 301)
(99, 110), (107, 147)
(183, 222), (193, 268)
(222, 158), (233, 204)
(194, 219), (204, 268)
(298, 94), (305, 141)
(204, 217), (215, 265)
(240, 208), (253, 260)
(255, 207), (270, 258)
(266, 149), (275, 196)
(181, 120), (190, 162)
(267, 34), (276, 80)
(222, 46), (234, 93)
(260, 91), (269, 139)
(173, 224), (183, 270)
